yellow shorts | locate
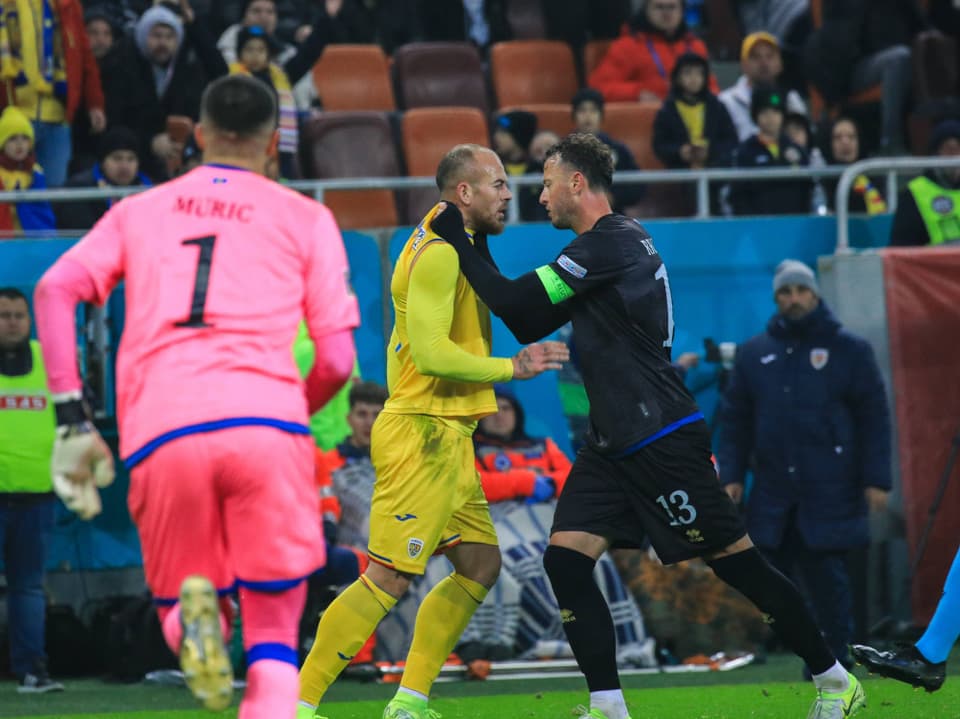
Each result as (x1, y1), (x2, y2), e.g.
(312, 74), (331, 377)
(366, 411), (498, 574)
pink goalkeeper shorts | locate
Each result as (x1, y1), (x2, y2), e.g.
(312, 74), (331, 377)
(127, 425), (324, 603)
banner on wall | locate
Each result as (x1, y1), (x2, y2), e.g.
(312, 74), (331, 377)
(882, 246), (960, 624)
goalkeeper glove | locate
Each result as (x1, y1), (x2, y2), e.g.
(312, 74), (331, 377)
(51, 394), (115, 521)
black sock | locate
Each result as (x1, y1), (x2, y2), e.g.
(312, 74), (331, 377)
(543, 545), (620, 691)
(708, 547), (835, 674)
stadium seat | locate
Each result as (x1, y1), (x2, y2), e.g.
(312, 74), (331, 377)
(393, 42), (489, 113)
(401, 107), (490, 224)
(300, 111), (400, 230)
(501, 104), (575, 137)
(583, 40), (612, 80)
(312, 45), (396, 111)
(603, 102), (663, 170)
(490, 40), (579, 108)
(506, 0), (547, 39)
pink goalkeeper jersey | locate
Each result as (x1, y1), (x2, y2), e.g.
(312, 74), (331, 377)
(62, 165), (359, 461)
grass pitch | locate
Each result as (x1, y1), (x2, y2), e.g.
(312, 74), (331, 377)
(3, 653), (959, 719)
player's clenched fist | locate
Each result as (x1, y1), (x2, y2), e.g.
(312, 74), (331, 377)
(511, 341), (569, 379)
(51, 405), (115, 520)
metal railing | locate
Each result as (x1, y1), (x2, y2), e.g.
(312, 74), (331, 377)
(0, 165), (855, 225)
(835, 157), (960, 253)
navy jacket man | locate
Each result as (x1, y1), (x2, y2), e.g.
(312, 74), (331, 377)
(717, 259), (891, 665)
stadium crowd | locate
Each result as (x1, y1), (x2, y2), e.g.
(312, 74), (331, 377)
(1, 0), (960, 708)
(0, 0), (957, 232)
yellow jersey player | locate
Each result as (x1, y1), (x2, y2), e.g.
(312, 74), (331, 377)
(297, 145), (569, 719)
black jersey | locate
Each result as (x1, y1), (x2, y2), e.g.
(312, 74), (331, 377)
(543, 214), (701, 455)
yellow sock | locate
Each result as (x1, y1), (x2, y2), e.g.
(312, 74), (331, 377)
(401, 573), (488, 697)
(299, 576), (396, 706)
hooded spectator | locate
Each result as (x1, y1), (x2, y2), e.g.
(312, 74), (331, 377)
(0, 107), (56, 234)
(890, 120), (960, 246)
(653, 52), (737, 170)
(229, 25), (298, 178)
(820, 117), (887, 215)
(588, 0), (718, 102)
(493, 111), (545, 222)
(57, 126), (152, 230)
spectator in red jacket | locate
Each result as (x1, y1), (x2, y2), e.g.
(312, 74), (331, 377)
(474, 387), (571, 504)
(588, 0), (718, 103)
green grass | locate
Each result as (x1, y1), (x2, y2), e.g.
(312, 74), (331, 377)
(3, 653), (960, 719)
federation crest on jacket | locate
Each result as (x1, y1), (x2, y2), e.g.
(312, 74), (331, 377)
(810, 348), (829, 370)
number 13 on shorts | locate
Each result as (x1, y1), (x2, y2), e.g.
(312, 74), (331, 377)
(656, 489), (697, 526)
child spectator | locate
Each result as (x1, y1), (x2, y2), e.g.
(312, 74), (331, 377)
(783, 111), (830, 215)
(571, 88), (645, 211)
(492, 110), (545, 221)
(57, 126), (153, 230)
(653, 52), (737, 170)
(229, 25), (299, 179)
(730, 85), (811, 216)
(0, 107), (55, 235)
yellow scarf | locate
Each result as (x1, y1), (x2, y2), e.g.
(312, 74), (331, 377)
(0, 0), (67, 110)
(853, 174), (887, 215)
(229, 62), (298, 156)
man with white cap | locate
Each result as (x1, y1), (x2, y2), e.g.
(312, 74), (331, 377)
(719, 31), (807, 142)
(716, 259), (891, 674)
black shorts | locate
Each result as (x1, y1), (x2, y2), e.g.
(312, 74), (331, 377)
(551, 420), (746, 564)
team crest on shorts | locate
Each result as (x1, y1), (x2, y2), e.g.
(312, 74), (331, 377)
(810, 348), (829, 370)
(407, 538), (424, 559)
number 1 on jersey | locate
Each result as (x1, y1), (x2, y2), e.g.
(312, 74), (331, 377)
(654, 263), (674, 348)
(176, 235), (217, 328)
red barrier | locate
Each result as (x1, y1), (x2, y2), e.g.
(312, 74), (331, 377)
(883, 247), (960, 624)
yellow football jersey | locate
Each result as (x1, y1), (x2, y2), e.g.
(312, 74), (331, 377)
(384, 206), (513, 423)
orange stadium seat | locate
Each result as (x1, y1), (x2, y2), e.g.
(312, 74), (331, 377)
(602, 102), (696, 218)
(312, 45), (396, 111)
(393, 42), (489, 113)
(490, 40), (579, 108)
(603, 102), (663, 170)
(300, 111), (400, 230)
(583, 40), (612, 80)
(401, 107), (490, 224)
(506, 0), (547, 39)
(501, 104), (575, 137)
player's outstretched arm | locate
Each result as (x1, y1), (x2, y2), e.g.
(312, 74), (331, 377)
(34, 258), (116, 520)
(429, 203), (570, 344)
